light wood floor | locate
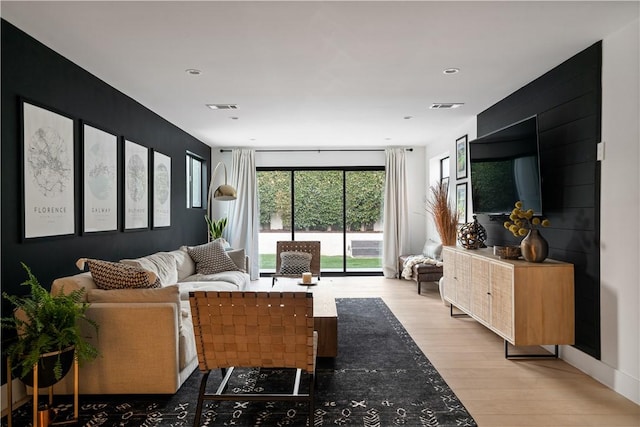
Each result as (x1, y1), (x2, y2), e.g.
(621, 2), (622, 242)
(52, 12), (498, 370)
(250, 276), (640, 427)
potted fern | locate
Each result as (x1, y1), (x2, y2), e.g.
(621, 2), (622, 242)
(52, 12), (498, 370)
(1, 263), (99, 387)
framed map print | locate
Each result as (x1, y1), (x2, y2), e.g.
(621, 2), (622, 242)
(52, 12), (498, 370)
(152, 150), (171, 228)
(83, 123), (118, 233)
(124, 139), (149, 230)
(22, 100), (75, 239)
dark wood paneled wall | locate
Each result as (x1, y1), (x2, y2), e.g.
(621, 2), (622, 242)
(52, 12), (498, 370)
(1, 20), (211, 381)
(475, 42), (602, 359)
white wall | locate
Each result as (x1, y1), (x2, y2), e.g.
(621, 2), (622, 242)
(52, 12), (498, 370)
(562, 18), (640, 405)
(212, 146), (427, 256)
(424, 117), (477, 241)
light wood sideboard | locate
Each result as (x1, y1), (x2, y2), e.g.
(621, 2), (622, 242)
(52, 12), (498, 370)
(442, 246), (574, 356)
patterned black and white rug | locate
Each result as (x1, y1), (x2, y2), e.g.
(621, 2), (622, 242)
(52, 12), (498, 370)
(5, 298), (476, 426)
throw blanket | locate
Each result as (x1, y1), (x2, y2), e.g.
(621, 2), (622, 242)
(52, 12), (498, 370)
(401, 255), (443, 280)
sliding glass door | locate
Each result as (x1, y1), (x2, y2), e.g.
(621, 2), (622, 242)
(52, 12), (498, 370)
(257, 168), (384, 275)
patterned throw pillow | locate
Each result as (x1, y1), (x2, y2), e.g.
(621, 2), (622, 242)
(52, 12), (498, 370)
(279, 251), (312, 275)
(76, 258), (160, 290)
(187, 240), (242, 275)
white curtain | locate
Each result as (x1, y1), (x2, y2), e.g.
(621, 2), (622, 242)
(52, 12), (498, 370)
(382, 148), (409, 278)
(227, 149), (260, 280)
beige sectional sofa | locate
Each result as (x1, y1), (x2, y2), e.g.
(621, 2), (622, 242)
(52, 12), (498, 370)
(50, 245), (249, 394)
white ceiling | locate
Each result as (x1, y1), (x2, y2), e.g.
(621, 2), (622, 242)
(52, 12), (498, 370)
(2, 1), (638, 149)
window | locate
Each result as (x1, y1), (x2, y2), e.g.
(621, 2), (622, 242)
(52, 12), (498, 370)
(257, 168), (384, 275)
(440, 156), (450, 188)
(186, 153), (205, 208)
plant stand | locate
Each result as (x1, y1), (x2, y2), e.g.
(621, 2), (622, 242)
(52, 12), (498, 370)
(6, 352), (79, 426)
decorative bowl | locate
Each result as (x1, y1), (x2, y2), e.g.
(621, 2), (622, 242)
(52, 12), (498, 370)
(493, 245), (521, 259)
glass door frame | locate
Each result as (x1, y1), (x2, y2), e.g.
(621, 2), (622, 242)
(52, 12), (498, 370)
(258, 166), (384, 277)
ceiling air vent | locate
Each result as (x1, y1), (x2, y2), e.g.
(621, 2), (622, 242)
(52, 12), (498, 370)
(206, 104), (239, 110)
(429, 103), (464, 109)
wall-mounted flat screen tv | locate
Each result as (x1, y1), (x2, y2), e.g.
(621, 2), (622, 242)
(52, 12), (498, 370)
(469, 116), (542, 215)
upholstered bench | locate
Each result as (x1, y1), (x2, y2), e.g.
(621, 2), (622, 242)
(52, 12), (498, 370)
(398, 255), (444, 294)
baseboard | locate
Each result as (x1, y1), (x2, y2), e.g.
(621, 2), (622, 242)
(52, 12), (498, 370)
(561, 345), (640, 405)
(1, 379), (28, 418)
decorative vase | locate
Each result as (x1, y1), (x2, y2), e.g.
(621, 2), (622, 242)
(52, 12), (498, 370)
(457, 215), (487, 250)
(520, 229), (548, 262)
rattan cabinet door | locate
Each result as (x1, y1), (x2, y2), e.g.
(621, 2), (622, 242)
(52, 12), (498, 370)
(442, 247), (457, 303)
(489, 262), (514, 342)
(471, 256), (490, 325)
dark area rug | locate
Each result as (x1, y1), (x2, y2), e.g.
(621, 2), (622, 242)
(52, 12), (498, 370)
(4, 298), (476, 426)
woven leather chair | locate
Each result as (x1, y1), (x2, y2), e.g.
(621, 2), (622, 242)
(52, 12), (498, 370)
(272, 241), (321, 286)
(189, 291), (316, 426)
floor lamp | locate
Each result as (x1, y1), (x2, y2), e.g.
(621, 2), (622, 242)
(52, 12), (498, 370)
(206, 162), (237, 241)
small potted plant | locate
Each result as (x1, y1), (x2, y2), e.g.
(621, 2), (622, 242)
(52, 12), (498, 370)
(205, 215), (228, 241)
(1, 263), (99, 387)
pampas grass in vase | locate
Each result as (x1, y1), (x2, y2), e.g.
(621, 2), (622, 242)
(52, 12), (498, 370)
(426, 181), (459, 246)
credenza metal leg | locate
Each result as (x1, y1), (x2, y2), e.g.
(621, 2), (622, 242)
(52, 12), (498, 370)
(504, 341), (559, 359)
(449, 304), (469, 318)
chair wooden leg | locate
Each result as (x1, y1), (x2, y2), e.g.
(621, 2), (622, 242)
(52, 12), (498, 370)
(308, 372), (315, 427)
(193, 370), (211, 427)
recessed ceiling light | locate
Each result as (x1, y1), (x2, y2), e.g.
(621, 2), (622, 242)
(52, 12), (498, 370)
(430, 103), (464, 109)
(443, 68), (460, 75)
(206, 104), (238, 110)
(185, 68), (202, 75)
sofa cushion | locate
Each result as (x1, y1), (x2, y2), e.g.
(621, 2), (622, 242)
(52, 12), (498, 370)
(179, 312), (197, 370)
(87, 285), (181, 326)
(279, 251), (312, 275)
(51, 272), (96, 302)
(80, 258), (160, 290)
(226, 248), (246, 271)
(120, 252), (178, 286)
(176, 280), (244, 300)
(187, 240), (242, 275)
(173, 246), (197, 281)
(422, 239), (443, 261)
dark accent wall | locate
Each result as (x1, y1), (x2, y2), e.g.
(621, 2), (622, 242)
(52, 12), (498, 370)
(1, 20), (211, 381)
(476, 42), (601, 359)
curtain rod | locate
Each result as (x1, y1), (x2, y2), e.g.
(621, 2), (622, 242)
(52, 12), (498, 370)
(219, 148), (413, 153)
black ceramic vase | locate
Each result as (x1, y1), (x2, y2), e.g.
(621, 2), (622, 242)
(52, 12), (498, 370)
(520, 229), (548, 262)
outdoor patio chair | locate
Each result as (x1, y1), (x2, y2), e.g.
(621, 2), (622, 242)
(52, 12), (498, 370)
(272, 241), (321, 286)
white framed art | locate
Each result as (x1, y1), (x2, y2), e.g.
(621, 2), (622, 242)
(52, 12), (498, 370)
(124, 139), (149, 230)
(22, 100), (75, 239)
(83, 123), (118, 233)
(153, 150), (171, 228)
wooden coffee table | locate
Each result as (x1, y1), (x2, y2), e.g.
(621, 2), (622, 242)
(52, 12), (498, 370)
(277, 280), (338, 357)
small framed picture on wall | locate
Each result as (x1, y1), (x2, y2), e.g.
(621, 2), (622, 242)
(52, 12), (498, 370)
(456, 134), (468, 180)
(456, 182), (467, 224)
(124, 139), (149, 230)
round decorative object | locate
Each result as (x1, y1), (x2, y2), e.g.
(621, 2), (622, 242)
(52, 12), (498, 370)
(520, 229), (548, 262)
(493, 245), (521, 259)
(457, 215), (487, 249)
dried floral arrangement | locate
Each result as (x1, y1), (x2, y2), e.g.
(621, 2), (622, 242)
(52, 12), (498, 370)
(426, 181), (459, 246)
